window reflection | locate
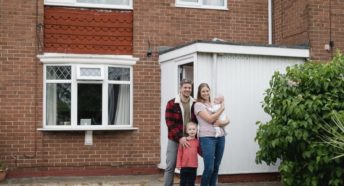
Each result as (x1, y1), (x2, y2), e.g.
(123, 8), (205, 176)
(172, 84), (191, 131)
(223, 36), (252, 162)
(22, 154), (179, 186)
(77, 84), (102, 125)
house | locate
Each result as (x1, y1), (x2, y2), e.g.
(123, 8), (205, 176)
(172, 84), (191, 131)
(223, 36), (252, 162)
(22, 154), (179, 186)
(0, 0), (343, 182)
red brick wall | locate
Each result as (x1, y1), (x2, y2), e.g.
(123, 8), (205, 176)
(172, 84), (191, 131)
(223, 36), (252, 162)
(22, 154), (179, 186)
(273, 0), (309, 46)
(308, 0), (344, 60)
(134, 0), (269, 51)
(0, 0), (282, 177)
(330, 0), (344, 58)
(0, 0), (44, 170)
(273, 0), (344, 60)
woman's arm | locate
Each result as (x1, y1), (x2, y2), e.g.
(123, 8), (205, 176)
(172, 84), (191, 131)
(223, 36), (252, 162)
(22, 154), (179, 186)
(214, 117), (230, 127)
(197, 104), (225, 124)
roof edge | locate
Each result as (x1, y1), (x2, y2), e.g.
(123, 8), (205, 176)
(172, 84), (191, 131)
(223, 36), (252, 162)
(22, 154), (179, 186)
(159, 40), (309, 63)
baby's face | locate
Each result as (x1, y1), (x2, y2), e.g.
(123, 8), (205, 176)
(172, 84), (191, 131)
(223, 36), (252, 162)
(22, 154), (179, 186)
(214, 96), (224, 104)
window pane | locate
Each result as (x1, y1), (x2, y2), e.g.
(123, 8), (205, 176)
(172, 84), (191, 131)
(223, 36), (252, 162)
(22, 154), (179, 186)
(108, 84), (130, 125)
(46, 83), (71, 126)
(47, 66), (71, 80)
(77, 0), (129, 6)
(203, 0), (224, 6)
(108, 67), (130, 81)
(80, 67), (101, 77)
(78, 84), (102, 125)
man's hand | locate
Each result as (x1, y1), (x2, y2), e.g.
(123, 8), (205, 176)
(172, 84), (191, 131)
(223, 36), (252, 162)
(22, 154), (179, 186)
(179, 137), (190, 148)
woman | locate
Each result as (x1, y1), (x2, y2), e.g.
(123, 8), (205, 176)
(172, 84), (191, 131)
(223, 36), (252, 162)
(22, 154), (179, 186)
(194, 83), (230, 186)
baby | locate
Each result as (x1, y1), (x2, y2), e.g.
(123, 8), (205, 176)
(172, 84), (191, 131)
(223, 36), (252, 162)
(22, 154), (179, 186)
(208, 95), (228, 137)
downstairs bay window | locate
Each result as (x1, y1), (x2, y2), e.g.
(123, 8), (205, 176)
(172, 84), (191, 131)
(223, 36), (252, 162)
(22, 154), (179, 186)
(38, 53), (138, 131)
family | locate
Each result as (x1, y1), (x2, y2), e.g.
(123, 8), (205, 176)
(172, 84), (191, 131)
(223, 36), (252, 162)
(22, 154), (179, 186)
(164, 79), (230, 186)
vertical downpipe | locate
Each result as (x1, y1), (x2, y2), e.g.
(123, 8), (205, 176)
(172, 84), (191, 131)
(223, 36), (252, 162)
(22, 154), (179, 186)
(212, 53), (218, 99)
(268, 0), (272, 44)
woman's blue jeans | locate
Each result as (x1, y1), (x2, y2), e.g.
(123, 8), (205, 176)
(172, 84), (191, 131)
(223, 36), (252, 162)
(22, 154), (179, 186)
(200, 136), (225, 186)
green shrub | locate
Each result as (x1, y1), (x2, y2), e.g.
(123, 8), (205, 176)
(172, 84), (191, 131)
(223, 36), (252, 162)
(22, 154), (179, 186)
(255, 53), (344, 186)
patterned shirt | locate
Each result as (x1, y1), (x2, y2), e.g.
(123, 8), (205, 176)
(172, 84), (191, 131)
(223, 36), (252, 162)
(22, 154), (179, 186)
(165, 95), (197, 142)
(194, 102), (225, 137)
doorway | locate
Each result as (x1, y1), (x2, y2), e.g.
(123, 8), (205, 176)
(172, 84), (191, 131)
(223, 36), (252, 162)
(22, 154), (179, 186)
(178, 62), (194, 97)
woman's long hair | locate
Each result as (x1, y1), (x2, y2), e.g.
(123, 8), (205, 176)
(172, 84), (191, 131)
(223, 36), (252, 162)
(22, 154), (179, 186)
(196, 83), (211, 103)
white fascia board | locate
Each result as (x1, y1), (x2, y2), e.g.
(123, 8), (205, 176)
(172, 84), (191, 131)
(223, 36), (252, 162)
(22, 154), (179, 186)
(196, 43), (310, 58)
(159, 43), (309, 63)
(159, 44), (199, 63)
(38, 53), (139, 66)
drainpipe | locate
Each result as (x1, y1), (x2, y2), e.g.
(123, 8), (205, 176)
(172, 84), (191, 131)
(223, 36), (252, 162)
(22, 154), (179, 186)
(268, 0), (272, 44)
(212, 53), (218, 99)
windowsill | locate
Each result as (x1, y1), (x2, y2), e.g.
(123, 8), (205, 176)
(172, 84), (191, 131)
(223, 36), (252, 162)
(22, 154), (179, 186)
(44, 3), (133, 10)
(37, 126), (138, 131)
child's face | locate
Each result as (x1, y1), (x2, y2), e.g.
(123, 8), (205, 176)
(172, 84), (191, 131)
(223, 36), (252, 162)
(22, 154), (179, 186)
(186, 125), (197, 137)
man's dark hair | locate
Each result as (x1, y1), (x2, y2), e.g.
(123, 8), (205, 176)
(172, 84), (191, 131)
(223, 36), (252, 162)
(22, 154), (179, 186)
(180, 79), (193, 87)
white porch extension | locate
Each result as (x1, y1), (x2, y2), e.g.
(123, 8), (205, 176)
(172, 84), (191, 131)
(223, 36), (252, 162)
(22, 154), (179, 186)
(158, 41), (309, 175)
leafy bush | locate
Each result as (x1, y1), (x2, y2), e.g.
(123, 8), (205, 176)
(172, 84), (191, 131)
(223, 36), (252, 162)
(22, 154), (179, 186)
(256, 53), (344, 186)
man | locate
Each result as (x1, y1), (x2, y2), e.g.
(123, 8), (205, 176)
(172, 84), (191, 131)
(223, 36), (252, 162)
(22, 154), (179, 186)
(164, 79), (198, 186)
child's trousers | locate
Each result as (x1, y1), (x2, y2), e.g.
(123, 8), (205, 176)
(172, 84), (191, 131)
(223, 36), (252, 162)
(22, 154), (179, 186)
(180, 167), (197, 186)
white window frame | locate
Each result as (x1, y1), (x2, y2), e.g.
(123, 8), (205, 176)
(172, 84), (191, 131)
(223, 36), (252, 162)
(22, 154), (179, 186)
(44, 0), (133, 10)
(38, 53), (138, 131)
(175, 0), (228, 10)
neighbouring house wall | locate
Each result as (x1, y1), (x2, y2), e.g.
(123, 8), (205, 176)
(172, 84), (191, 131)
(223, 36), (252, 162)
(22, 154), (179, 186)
(273, 0), (344, 60)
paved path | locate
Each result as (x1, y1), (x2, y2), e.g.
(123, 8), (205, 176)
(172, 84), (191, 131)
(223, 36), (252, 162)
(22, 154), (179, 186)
(0, 174), (282, 186)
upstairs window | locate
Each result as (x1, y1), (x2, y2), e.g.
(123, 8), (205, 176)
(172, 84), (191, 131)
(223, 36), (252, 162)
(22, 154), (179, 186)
(176, 0), (227, 10)
(44, 0), (133, 10)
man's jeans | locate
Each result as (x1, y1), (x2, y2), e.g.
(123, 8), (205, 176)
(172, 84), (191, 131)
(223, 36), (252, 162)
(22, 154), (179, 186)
(200, 136), (225, 186)
(164, 140), (178, 186)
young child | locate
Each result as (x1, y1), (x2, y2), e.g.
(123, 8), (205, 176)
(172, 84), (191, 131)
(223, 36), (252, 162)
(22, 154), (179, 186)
(208, 95), (228, 137)
(176, 122), (200, 186)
